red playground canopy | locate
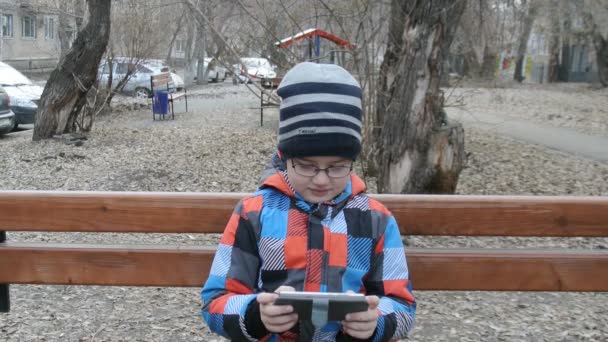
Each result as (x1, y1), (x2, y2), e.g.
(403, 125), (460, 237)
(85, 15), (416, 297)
(275, 28), (355, 50)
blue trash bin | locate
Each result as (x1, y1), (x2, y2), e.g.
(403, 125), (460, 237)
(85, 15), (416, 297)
(153, 90), (169, 115)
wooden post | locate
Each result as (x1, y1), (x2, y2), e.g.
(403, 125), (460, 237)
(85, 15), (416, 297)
(0, 230), (9, 312)
(315, 35), (321, 62)
(308, 37), (313, 61)
(151, 76), (156, 121)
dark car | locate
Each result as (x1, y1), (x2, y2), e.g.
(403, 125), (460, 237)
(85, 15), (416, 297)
(0, 85), (16, 135)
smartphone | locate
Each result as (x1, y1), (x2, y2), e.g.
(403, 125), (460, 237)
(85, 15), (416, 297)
(274, 291), (369, 321)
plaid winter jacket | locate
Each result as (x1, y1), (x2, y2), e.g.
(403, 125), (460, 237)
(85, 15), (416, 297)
(201, 161), (416, 341)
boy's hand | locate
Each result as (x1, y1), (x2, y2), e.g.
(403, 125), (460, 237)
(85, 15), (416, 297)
(342, 295), (380, 339)
(257, 285), (298, 333)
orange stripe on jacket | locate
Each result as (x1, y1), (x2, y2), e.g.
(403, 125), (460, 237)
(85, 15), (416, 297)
(369, 198), (391, 216)
(261, 173), (294, 197)
(242, 195), (264, 215)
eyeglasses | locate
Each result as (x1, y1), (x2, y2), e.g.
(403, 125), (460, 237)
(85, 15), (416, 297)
(291, 160), (353, 178)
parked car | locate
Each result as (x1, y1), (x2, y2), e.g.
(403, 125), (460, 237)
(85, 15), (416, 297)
(0, 85), (16, 135)
(203, 57), (227, 82)
(141, 59), (168, 69)
(192, 58), (227, 82)
(0, 62), (43, 130)
(98, 57), (184, 98)
(143, 59), (185, 90)
(234, 58), (277, 87)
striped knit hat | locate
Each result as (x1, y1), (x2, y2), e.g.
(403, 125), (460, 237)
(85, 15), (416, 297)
(276, 62), (362, 160)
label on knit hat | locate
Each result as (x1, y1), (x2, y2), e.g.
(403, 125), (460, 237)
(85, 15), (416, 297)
(298, 128), (318, 134)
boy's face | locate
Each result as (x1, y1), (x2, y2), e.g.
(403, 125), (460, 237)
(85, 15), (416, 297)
(286, 156), (353, 204)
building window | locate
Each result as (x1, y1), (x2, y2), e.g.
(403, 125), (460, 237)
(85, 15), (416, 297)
(22, 15), (36, 38)
(67, 29), (75, 47)
(44, 16), (55, 39)
(1, 14), (13, 37)
(175, 39), (186, 53)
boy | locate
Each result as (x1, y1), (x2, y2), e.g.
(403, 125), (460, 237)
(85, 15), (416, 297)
(201, 62), (416, 341)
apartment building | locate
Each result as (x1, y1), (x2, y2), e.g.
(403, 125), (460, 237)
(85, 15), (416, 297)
(1, 0), (75, 72)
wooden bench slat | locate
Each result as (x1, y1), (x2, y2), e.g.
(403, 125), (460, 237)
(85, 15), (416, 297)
(0, 242), (215, 287)
(152, 81), (170, 85)
(151, 73), (171, 81)
(152, 81), (170, 87)
(1, 243), (607, 291)
(409, 248), (608, 291)
(0, 191), (236, 234)
(170, 92), (186, 99)
(151, 73), (171, 87)
(1, 191), (607, 237)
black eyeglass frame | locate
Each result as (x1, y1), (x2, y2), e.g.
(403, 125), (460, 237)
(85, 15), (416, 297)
(290, 160), (353, 178)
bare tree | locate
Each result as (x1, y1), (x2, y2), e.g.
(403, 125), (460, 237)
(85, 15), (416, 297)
(181, 0), (470, 194)
(177, 0), (238, 86)
(33, 0), (111, 141)
(547, 0), (561, 82)
(454, 0), (503, 80)
(101, 0), (171, 102)
(370, 0), (467, 194)
(55, 1), (80, 58)
(165, 13), (185, 64)
(584, 0), (608, 86)
(183, 0), (280, 101)
(514, 0), (540, 82)
(196, 0), (467, 193)
(182, 14), (197, 87)
(593, 30), (608, 86)
(27, 0), (85, 58)
(74, 0), (85, 31)
(194, 1), (209, 85)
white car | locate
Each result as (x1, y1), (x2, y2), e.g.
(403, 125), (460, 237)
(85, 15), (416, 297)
(98, 57), (184, 98)
(192, 58), (227, 83)
(142, 59), (186, 89)
(0, 61), (43, 129)
(234, 58), (277, 87)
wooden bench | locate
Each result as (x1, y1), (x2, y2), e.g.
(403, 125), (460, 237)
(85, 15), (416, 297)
(150, 72), (188, 120)
(1, 191), (607, 313)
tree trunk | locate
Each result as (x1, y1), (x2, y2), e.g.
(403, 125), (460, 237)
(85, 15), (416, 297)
(183, 17), (196, 87)
(33, 0), (111, 141)
(372, 0), (467, 194)
(559, 1), (572, 82)
(462, 43), (495, 80)
(455, 0), (493, 81)
(582, 8), (608, 87)
(74, 0), (85, 32)
(594, 33), (608, 87)
(463, 49), (482, 78)
(165, 14), (184, 64)
(547, 0), (560, 82)
(105, 65), (137, 107)
(57, 2), (73, 59)
(514, 1), (539, 82)
(479, 46), (497, 79)
(196, 29), (208, 85)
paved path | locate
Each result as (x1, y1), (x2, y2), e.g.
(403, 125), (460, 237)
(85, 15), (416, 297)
(448, 109), (608, 163)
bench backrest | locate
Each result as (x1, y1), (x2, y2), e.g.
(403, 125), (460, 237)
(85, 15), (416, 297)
(150, 72), (171, 90)
(1, 191), (607, 292)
